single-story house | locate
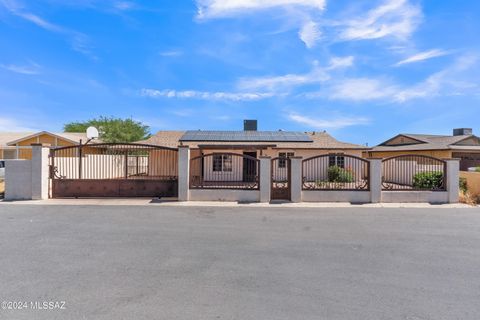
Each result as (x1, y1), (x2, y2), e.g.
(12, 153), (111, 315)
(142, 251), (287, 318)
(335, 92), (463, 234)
(0, 131), (89, 160)
(139, 120), (369, 184)
(365, 128), (480, 171)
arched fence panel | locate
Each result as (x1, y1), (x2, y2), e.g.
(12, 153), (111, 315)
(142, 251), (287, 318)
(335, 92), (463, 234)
(190, 153), (259, 190)
(302, 154), (369, 191)
(381, 155), (446, 191)
(50, 143), (178, 198)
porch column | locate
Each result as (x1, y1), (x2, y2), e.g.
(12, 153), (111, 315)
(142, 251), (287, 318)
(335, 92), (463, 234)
(31, 143), (50, 200)
(178, 146), (190, 201)
(445, 158), (460, 203)
(369, 158), (382, 203)
(259, 156), (271, 202)
(290, 156), (302, 203)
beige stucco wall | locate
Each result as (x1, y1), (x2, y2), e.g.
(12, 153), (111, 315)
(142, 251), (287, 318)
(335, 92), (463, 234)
(191, 147), (364, 183)
(265, 148), (363, 159)
(460, 171), (480, 197)
(364, 150), (452, 159)
(2, 134), (78, 160)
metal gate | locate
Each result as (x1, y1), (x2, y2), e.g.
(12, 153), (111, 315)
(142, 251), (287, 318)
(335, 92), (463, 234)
(50, 143), (178, 198)
(271, 157), (291, 200)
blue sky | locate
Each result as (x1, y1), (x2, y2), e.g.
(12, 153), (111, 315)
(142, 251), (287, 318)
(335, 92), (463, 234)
(0, 0), (479, 145)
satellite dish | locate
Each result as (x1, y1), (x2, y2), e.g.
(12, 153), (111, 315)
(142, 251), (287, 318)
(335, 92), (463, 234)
(86, 126), (99, 140)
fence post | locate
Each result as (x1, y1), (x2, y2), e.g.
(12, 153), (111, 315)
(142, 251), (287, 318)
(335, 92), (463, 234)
(290, 157), (302, 203)
(369, 158), (382, 203)
(178, 146), (190, 201)
(31, 143), (50, 200)
(445, 158), (460, 203)
(259, 156), (271, 202)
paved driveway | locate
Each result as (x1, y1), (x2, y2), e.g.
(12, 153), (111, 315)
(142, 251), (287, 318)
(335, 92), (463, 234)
(0, 204), (479, 320)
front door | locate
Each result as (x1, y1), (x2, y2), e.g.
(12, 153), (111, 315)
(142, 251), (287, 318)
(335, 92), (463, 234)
(243, 151), (257, 182)
(271, 157), (291, 200)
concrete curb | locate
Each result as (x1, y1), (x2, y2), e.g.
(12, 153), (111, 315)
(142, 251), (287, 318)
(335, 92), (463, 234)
(0, 198), (474, 208)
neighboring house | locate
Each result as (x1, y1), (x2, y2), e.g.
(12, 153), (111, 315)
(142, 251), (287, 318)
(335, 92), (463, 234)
(139, 120), (368, 182)
(0, 131), (91, 160)
(366, 128), (480, 171)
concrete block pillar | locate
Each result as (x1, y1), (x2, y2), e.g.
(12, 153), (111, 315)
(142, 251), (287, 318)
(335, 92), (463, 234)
(178, 146), (190, 201)
(31, 144), (50, 200)
(445, 159), (460, 203)
(290, 157), (302, 203)
(259, 156), (271, 202)
(5, 160), (32, 200)
(369, 158), (382, 203)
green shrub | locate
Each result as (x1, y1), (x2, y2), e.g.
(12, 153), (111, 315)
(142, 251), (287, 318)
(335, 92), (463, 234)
(412, 171), (444, 190)
(459, 177), (468, 194)
(475, 167), (480, 173)
(327, 166), (354, 183)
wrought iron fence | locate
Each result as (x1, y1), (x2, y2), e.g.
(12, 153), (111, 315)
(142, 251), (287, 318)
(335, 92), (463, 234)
(190, 153), (259, 189)
(50, 143), (178, 180)
(302, 154), (369, 190)
(381, 155), (446, 191)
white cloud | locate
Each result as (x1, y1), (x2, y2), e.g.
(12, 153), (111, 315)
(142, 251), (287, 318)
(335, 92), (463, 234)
(394, 49), (450, 66)
(195, 0), (424, 48)
(394, 54), (479, 102)
(196, 0), (326, 48)
(159, 50), (183, 57)
(328, 78), (398, 101)
(327, 56), (355, 69)
(320, 54), (479, 103)
(0, 117), (36, 131)
(0, 62), (40, 75)
(0, 0), (95, 59)
(339, 0), (422, 41)
(237, 57), (354, 91)
(113, 1), (135, 11)
(299, 20), (321, 48)
(288, 113), (370, 129)
(196, 0), (326, 19)
(140, 88), (274, 101)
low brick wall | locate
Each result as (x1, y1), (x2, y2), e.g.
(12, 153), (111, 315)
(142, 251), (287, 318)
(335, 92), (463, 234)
(302, 191), (371, 203)
(381, 191), (449, 203)
(189, 189), (260, 202)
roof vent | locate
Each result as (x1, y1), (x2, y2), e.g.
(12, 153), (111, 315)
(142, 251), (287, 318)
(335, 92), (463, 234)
(243, 120), (257, 131)
(453, 128), (472, 136)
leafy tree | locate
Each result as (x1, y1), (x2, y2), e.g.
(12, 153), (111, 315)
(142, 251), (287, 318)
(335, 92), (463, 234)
(64, 116), (151, 143)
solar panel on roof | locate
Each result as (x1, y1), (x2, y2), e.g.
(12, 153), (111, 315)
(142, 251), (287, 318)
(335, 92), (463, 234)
(180, 131), (312, 142)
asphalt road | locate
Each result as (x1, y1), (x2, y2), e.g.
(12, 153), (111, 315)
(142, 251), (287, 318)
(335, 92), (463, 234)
(0, 205), (479, 320)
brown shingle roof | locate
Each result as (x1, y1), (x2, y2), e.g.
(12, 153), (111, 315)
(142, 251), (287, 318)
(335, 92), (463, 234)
(138, 131), (185, 148)
(275, 132), (366, 149)
(0, 132), (34, 147)
(139, 131), (367, 150)
(0, 131), (94, 147)
(372, 133), (480, 151)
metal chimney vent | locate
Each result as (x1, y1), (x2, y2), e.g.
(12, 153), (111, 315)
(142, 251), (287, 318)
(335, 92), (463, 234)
(453, 128), (473, 136)
(244, 120), (257, 131)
